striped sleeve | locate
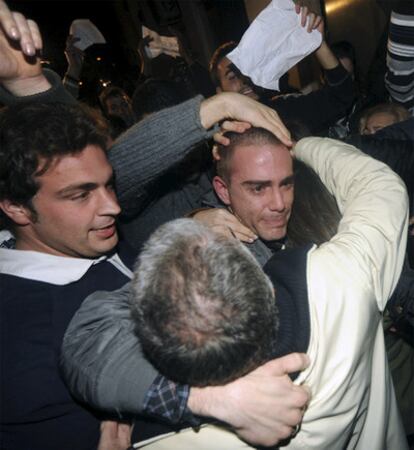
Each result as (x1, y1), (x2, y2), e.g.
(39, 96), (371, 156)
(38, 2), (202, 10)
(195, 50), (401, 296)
(385, 1), (414, 114)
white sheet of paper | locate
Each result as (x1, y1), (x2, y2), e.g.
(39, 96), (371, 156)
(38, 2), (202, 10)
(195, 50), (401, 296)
(69, 19), (106, 51)
(227, 0), (322, 90)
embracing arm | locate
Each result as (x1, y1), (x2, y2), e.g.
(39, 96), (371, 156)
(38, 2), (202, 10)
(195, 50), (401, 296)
(295, 137), (408, 307)
(61, 282), (310, 446)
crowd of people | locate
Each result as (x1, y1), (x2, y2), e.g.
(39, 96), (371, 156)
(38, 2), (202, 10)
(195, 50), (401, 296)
(0, 0), (413, 449)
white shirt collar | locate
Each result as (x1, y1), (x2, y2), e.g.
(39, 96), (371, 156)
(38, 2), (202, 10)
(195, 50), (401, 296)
(0, 248), (133, 285)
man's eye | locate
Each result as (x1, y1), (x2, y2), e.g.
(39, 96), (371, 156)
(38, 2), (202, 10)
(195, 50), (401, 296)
(227, 72), (236, 80)
(282, 182), (294, 190)
(71, 192), (89, 201)
(252, 185), (264, 193)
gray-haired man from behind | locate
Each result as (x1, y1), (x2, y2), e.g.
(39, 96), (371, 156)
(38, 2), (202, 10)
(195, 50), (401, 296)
(132, 219), (277, 389)
(129, 136), (409, 449)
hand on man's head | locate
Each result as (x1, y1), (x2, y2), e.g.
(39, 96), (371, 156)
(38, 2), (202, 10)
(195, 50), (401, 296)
(201, 92), (292, 147)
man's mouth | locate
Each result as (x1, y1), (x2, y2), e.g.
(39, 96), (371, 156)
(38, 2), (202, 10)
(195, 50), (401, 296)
(262, 216), (287, 227)
(92, 223), (117, 239)
(240, 87), (254, 96)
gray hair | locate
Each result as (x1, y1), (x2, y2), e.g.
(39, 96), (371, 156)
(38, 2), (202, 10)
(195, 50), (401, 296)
(131, 218), (277, 386)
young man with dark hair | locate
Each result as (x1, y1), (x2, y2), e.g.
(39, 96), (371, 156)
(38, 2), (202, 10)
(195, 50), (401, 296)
(0, 102), (132, 449)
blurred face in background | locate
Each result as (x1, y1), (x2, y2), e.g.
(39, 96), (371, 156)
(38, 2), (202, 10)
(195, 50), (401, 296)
(216, 57), (259, 100)
(362, 111), (397, 135)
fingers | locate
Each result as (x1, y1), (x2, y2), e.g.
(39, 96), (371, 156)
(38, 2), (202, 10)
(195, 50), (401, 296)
(193, 208), (257, 242)
(202, 93), (292, 146)
(221, 120), (251, 133)
(212, 144), (220, 160)
(307, 13), (316, 32)
(224, 221), (257, 242)
(27, 19), (42, 51)
(0, 0), (19, 39)
(213, 131), (230, 146)
(12, 12), (36, 55)
(314, 15), (323, 32)
(260, 108), (292, 147)
(296, 4), (323, 33)
(98, 421), (131, 450)
(211, 224), (255, 242)
(0, 1), (40, 56)
(261, 352), (310, 376)
(300, 5), (308, 28)
(213, 121), (251, 146)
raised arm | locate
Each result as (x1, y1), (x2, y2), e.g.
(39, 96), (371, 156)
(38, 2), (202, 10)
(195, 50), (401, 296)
(0, 0), (50, 95)
(385, 0), (414, 114)
(111, 91), (292, 216)
(295, 137), (408, 307)
(0, 0), (76, 104)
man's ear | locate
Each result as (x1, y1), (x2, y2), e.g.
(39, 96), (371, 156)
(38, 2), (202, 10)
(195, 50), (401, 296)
(213, 176), (231, 206)
(0, 200), (33, 226)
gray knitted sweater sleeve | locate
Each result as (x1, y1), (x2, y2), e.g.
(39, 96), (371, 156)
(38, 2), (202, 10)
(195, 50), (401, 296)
(109, 95), (215, 216)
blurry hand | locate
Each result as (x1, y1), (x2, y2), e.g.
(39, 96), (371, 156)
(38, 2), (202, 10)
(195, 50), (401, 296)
(64, 35), (84, 76)
(97, 421), (131, 450)
(193, 208), (257, 243)
(0, 1), (50, 94)
(295, 3), (323, 33)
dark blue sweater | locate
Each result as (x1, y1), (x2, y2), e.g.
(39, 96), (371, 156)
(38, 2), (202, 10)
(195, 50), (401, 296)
(0, 244), (136, 450)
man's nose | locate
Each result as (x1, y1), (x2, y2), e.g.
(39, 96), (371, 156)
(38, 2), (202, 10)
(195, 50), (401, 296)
(268, 189), (285, 212)
(98, 188), (121, 216)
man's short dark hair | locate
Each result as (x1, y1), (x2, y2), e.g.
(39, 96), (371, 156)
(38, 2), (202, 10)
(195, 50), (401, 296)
(131, 219), (277, 386)
(0, 102), (108, 228)
(215, 127), (284, 183)
(208, 41), (238, 88)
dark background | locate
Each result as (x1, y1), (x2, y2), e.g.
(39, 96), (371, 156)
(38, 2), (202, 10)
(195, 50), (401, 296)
(7, 0), (250, 76)
(6, 0), (391, 102)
